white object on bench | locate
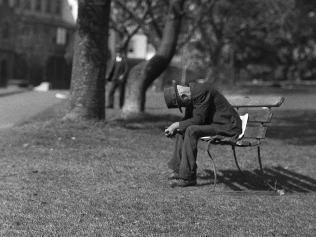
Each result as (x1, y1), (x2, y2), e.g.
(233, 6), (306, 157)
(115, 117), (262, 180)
(238, 113), (248, 139)
(200, 113), (248, 141)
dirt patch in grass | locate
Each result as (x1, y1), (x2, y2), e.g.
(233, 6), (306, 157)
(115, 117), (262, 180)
(0, 99), (315, 236)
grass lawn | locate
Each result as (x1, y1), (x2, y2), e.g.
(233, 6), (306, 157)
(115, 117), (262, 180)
(0, 90), (315, 236)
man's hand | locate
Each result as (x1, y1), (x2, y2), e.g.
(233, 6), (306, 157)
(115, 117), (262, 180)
(164, 122), (179, 137)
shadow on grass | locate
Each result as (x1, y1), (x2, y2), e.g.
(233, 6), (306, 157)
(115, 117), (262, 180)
(200, 166), (316, 193)
(109, 113), (181, 131)
(268, 110), (316, 145)
(108, 108), (316, 145)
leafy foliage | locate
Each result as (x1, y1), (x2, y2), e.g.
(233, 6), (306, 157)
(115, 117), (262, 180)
(186, 0), (316, 82)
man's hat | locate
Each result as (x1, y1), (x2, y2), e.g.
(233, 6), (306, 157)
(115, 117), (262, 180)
(163, 81), (183, 113)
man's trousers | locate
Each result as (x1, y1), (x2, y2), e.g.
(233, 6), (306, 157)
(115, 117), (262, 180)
(107, 79), (126, 108)
(167, 125), (220, 180)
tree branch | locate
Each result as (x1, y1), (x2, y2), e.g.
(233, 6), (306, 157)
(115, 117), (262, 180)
(115, 0), (148, 29)
(177, 0), (216, 49)
(145, 0), (163, 39)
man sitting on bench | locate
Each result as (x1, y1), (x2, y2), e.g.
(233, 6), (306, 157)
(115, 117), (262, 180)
(164, 82), (242, 187)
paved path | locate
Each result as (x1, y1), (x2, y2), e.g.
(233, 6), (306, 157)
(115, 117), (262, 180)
(0, 85), (27, 97)
(0, 91), (67, 129)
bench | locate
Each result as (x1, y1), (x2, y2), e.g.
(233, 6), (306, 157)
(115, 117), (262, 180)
(200, 95), (285, 189)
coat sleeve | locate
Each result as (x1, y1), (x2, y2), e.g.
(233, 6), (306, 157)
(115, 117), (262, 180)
(182, 105), (193, 121)
(178, 92), (211, 131)
(106, 61), (116, 82)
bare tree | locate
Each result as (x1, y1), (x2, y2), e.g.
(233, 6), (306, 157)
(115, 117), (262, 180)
(110, 0), (150, 53)
(121, 0), (186, 117)
(65, 0), (111, 120)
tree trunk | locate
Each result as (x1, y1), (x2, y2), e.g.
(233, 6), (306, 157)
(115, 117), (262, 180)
(121, 0), (185, 117)
(64, 0), (111, 120)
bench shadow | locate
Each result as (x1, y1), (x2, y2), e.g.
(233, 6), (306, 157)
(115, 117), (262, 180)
(199, 166), (316, 193)
(108, 109), (316, 146)
(268, 110), (316, 145)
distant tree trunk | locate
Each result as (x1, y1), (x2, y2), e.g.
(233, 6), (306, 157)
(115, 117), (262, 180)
(64, 0), (111, 120)
(121, 0), (185, 117)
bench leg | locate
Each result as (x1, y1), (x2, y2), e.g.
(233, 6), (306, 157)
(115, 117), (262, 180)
(257, 146), (264, 174)
(232, 146), (244, 175)
(207, 141), (217, 190)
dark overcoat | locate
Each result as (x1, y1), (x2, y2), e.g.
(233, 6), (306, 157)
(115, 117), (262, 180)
(106, 56), (128, 82)
(178, 82), (242, 139)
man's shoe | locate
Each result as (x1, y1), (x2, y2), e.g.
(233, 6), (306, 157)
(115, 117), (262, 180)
(168, 172), (180, 180)
(170, 178), (197, 187)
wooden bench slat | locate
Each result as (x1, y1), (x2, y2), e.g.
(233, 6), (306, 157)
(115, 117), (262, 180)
(227, 95), (285, 108)
(201, 126), (267, 141)
(236, 138), (260, 147)
(237, 108), (273, 123)
(243, 125), (267, 139)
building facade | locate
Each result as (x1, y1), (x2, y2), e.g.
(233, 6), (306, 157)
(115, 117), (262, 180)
(0, 0), (76, 88)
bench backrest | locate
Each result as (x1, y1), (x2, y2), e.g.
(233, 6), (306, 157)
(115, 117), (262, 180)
(226, 95), (285, 140)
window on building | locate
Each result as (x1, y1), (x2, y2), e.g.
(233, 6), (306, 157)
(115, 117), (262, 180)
(2, 22), (10, 38)
(14, 0), (20, 8)
(35, 0), (41, 11)
(45, 0), (51, 13)
(24, 0), (31, 10)
(0, 0), (7, 6)
(55, 0), (61, 15)
(9, 0), (15, 7)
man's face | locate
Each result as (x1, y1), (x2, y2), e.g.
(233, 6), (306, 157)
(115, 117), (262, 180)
(177, 85), (191, 106)
(116, 55), (122, 62)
